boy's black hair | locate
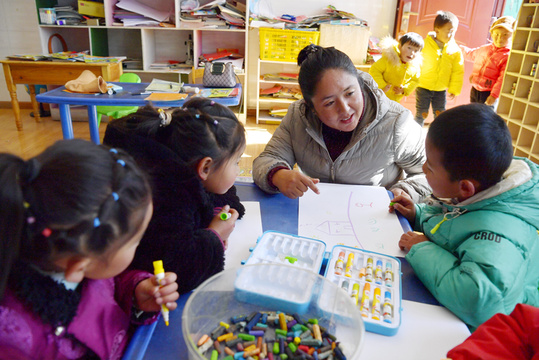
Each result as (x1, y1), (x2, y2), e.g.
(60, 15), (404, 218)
(399, 32), (424, 50)
(427, 103), (513, 191)
(434, 10), (459, 29)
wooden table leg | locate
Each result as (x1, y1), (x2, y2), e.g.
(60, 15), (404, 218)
(28, 85), (41, 123)
(2, 63), (22, 130)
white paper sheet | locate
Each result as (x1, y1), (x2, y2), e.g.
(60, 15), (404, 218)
(360, 300), (471, 359)
(299, 183), (406, 257)
(224, 201), (263, 270)
(116, 0), (171, 22)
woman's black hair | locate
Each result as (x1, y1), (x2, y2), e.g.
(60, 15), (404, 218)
(427, 103), (513, 190)
(0, 139), (151, 299)
(108, 99), (246, 171)
(297, 44), (358, 119)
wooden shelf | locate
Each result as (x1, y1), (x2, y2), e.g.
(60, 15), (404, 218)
(34, 0), (249, 120)
(499, 1), (539, 163)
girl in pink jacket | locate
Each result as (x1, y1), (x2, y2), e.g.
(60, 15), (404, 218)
(0, 139), (179, 360)
(461, 16), (515, 108)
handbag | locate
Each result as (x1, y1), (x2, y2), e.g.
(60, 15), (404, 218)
(203, 62), (237, 88)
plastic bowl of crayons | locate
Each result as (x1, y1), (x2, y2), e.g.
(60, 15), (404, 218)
(182, 263), (365, 360)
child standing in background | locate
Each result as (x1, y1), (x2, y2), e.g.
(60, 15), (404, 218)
(415, 10), (465, 126)
(461, 16), (515, 109)
(0, 139), (179, 360)
(369, 32), (424, 103)
(391, 104), (539, 330)
(104, 98), (246, 294)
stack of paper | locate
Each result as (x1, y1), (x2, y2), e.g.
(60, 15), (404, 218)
(145, 79), (183, 93)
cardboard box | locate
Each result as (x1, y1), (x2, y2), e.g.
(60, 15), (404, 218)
(319, 24), (370, 65)
(78, 0), (105, 18)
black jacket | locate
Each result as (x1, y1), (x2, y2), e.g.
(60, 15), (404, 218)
(103, 123), (245, 294)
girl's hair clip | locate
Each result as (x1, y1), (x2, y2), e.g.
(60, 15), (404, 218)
(213, 120), (218, 126)
(158, 108), (172, 127)
(27, 216), (36, 224)
(117, 159), (126, 167)
(110, 148), (118, 154)
(195, 113), (200, 119)
(42, 228), (52, 237)
(93, 218), (101, 228)
(210, 101), (215, 105)
(111, 192), (119, 201)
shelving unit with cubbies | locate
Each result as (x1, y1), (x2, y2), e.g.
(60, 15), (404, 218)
(33, 0), (249, 120)
(498, 1), (539, 163)
(256, 59), (301, 124)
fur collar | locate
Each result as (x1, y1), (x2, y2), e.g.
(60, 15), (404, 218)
(8, 261), (81, 330)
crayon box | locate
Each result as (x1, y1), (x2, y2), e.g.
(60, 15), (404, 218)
(239, 231), (402, 336)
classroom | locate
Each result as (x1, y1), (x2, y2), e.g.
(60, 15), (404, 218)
(1, 0), (538, 360)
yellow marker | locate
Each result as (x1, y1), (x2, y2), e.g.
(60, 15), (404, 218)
(372, 287), (382, 320)
(344, 253), (354, 277)
(351, 283), (360, 305)
(153, 260), (170, 326)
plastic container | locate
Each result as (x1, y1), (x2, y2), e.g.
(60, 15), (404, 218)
(259, 28), (320, 62)
(182, 264), (365, 360)
(244, 231), (402, 336)
(39, 8), (56, 25)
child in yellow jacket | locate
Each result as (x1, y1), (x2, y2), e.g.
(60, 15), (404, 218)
(369, 32), (424, 103)
(415, 11), (465, 126)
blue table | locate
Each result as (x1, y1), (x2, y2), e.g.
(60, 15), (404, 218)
(35, 83), (242, 144)
(122, 183), (439, 360)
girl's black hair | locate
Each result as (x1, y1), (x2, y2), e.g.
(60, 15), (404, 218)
(0, 139), (151, 299)
(110, 99), (246, 171)
(297, 44), (358, 120)
(427, 103), (513, 190)
(399, 32), (425, 50)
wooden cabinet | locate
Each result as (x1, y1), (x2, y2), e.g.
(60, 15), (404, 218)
(498, 1), (539, 163)
(34, 0), (248, 119)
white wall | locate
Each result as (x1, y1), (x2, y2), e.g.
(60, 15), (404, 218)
(0, 0), (42, 103)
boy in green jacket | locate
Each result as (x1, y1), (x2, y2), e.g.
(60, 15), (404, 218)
(415, 10), (464, 126)
(391, 103), (539, 330)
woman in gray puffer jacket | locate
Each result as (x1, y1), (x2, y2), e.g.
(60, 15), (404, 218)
(253, 44), (430, 202)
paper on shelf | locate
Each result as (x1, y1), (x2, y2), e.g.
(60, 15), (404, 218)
(116, 0), (171, 22)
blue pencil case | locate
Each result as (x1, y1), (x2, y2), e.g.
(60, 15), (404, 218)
(237, 231), (402, 336)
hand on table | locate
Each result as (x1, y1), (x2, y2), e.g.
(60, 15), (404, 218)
(272, 169), (320, 199)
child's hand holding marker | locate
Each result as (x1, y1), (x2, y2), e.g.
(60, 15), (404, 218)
(133, 267), (179, 320)
(210, 205), (239, 250)
(388, 191), (416, 224)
